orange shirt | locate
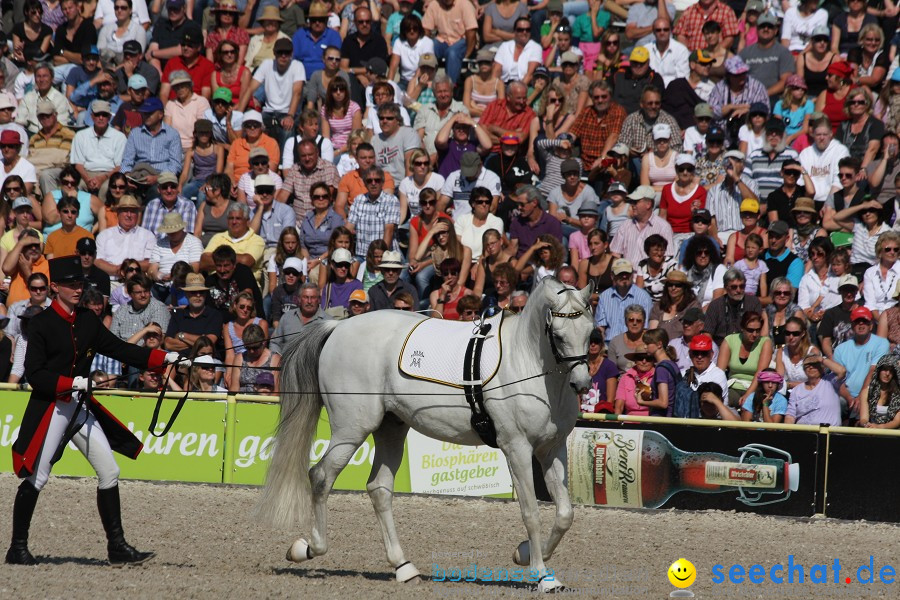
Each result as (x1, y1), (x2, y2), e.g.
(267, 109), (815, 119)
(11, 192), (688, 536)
(228, 134), (281, 184)
(338, 169), (396, 206)
(8, 256), (49, 305)
(44, 226), (94, 258)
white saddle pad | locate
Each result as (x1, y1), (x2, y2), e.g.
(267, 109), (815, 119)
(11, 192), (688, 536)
(399, 312), (504, 388)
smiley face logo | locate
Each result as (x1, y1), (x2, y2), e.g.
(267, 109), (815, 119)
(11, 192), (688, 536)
(668, 559), (696, 588)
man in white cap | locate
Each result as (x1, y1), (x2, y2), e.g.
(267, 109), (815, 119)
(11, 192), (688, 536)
(148, 212), (203, 301)
(610, 185), (674, 266)
(28, 99), (75, 198)
(0, 95), (29, 158)
(70, 98), (127, 198)
(368, 250), (418, 311)
(142, 171), (197, 240)
(706, 149), (759, 244)
(249, 173), (296, 252)
(270, 256), (306, 328)
(594, 258), (653, 343)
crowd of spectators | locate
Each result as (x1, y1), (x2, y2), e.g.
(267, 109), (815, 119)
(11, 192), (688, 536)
(0, 0), (899, 426)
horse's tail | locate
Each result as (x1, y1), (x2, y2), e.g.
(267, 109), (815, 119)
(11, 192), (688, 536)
(255, 319), (339, 529)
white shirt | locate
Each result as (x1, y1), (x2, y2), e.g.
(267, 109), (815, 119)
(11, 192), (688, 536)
(281, 134), (334, 170)
(94, 0), (151, 27)
(237, 170), (284, 210)
(150, 233), (204, 280)
(399, 172), (445, 218)
(863, 261), (900, 313)
(493, 39), (542, 83)
(392, 36), (436, 83)
(96, 224), (157, 267)
(797, 269), (841, 311)
(799, 139), (850, 203)
(644, 39), (690, 86)
(70, 125), (127, 172)
(781, 7), (829, 52)
(0, 157), (37, 190)
(454, 212), (505, 261)
(440, 169), (503, 216)
(253, 59), (307, 114)
(689, 364), (729, 393)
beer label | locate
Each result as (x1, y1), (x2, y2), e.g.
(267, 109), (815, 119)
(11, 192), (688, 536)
(567, 428), (643, 508)
(705, 461), (777, 488)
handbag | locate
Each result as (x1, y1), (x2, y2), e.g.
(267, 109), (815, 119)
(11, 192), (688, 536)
(323, 283), (349, 320)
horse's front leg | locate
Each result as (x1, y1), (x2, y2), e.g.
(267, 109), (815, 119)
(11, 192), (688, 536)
(536, 440), (574, 562)
(505, 441), (562, 593)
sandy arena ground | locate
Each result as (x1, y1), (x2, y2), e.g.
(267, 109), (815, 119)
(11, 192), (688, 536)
(0, 472), (897, 600)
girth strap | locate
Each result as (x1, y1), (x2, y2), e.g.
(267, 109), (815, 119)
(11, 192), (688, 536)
(463, 322), (499, 448)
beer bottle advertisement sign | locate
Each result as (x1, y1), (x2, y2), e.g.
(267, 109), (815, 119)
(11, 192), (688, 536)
(567, 427), (798, 510)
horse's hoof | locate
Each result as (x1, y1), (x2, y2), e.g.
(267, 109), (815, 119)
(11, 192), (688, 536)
(396, 561), (420, 583)
(286, 538), (312, 563)
(538, 577), (565, 593)
(513, 541), (530, 566)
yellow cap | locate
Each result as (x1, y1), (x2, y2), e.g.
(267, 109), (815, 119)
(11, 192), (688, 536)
(740, 198), (760, 214)
(629, 46), (650, 63)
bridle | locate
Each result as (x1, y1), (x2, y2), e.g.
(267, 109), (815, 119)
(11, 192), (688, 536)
(545, 307), (589, 368)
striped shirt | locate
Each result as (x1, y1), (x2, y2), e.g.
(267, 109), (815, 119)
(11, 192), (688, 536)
(747, 146), (799, 203)
(320, 101), (361, 151)
(594, 284), (653, 342)
(348, 191), (401, 260)
(119, 123), (184, 175)
(706, 174), (759, 235)
(142, 196), (198, 241)
(109, 297), (172, 343)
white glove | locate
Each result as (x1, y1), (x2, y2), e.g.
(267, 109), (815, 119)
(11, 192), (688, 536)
(71, 376), (89, 391)
(164, 352), (184, 365)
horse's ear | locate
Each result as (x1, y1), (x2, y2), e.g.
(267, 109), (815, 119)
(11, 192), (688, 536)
(579, 283), (593, 305)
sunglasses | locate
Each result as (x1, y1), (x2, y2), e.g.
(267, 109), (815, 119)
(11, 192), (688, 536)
(220, 49), (237, 56)
(847, 100), (867, 106)
(676, 166), (694, 173)
(275, 50), (292, 57)
(515, 27), (531, 32)
(884, 247), (900, 253)
(728, 283), (746, 290)
(366, 178), (383, 183)
(626, 317), (643, 323)
(0, 144), (19, 150)
(159, 183), (178, 190)
(472, 199), (491, 205)
(61, 179), (77, 186)
(311, 193), (330, 200)
(256, 187), (275, 195)
(243, 122), (261, 129)
(125, 266), (140, 273)
(413, 160), (430, 167)
(605, 40), (619, 46)
(29, 285), (46, 292)
(695, 248), (711, 256)
(689, 350), (711, 358)
(421, 199), (437, 206)
(784, 330), (803, 337)
(633, 355), (653, 362)
(325, 56), (341, 62)
(60, 208), (78, 215)
(283, 269), (300, 277)
(744, 326), (762, 334)
(5, 186), (21, 192)
(378, 115), (397, 121)
(110, 184), (127, 190)
(251, 159), (269, 166)
(441, 270), (460, 277)
(838, 172), (855, 179)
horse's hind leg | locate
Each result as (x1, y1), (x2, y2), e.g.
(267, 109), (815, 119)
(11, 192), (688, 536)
(290, 426), (372, 562)
(536, 441), (574, 563)
(367, 415), (419, 583)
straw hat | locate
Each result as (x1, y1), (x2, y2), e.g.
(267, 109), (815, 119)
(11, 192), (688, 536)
(258, 5), (284, 22)
(181, 272), (209, 292)
(664, 270), (689, 285)
(157, 212), (186, 234)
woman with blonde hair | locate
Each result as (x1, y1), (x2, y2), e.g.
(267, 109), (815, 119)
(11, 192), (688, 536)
(837, 87), (883, 172)
(222, 291), (268, 368)
(229, 324), (279, 393)
(846, 23), (889, 91)
(398, 148), (445, 223)
(336, 128), (370, 177)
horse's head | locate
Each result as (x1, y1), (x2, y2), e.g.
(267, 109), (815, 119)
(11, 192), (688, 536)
(536, 278), (593, 395)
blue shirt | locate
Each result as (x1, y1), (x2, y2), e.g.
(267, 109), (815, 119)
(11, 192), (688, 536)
(292, 27), (342, 77)
(763, 247), (805, 290)
(742, 392), (789, 419)
(120, 123), (184, 175)
(834, 334), (889, 397)
(301, 207), (344, 257)
(594, 284), (652, 342)
(253, 201), (297, 247)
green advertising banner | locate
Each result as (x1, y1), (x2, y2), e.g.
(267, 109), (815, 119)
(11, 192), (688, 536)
(229, 402), (412, 492)
(0, 391), (226, 483)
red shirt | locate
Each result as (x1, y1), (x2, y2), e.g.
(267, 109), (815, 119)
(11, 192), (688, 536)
(479, 99), (536, 153)
(660, 183), (707, 234)
(162, 56), (217, 99)
(672, 1), (740, 51)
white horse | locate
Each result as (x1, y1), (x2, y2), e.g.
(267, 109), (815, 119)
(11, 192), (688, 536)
(256, 278), (593, 592)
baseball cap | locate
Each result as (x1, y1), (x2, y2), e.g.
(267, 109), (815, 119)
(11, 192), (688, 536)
(249, 146), (269, 160)
(689, 49), (713, 64)
(243, 110), (262, 124)
(740, 198), (760, 214)
(689, 334), (714, 352)
(607, 182), (627, 196)
(627, 185), (656, 201)
(560, 51), (581, 64)
(694, 103), (713, 118)
(273, 38), (293, 54)
(331, 248), (353, 264)
(851, 306), (874, 322)
(560, 158), (580, 175)
(254, 174), (275, 189)
(419, 53), (438, 68)
(0, 96), (15, 110)
(811, 25), (831, 39)
(91, 99), (111, 115)
(460, 151), (482, 179)
(629, 46), (649, 63)
(123, 40), (143, 55)
(36, 99), (56, 116)
(749, 102), (769, 116)
(182, 29), (203, 47)
(157, 171), (178, 185)
(766, 118), (786, 133)
(745, 0), (765, 11)
(706, 127), (725, 142)
(349, 289), (369, 303)
(366, 57), (388, 77)
(138, 97), (164, 113)
(786, 74), (808, 90)
(675, 153), (695, 167)
(212, 87), (233, 104)
(12, 197), (31, 210)
(255, 372), (275, 388)
(169, 70), (192, 87)
(76, 237), (97, 255)
(501, 133), (520, 145)
(767, 220), (789, 236)
(609, 142), (630, 156)
(692, 208), (712, 223)
(82, 44), (100, 57)
(283, 257), (305, 274)
(723, 150), (745, 161)
(838, 274), (859, 290)
(758, 13), (778, 27)
(682, 307), (705, 324)
(611, 258), (633, 275)
(725, 55), (750, 75)
(128, 74), (148, 90)
(652, 123), (672, 140)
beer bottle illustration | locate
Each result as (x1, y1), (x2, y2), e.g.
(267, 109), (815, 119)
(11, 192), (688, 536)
(567, 429), (800, 508)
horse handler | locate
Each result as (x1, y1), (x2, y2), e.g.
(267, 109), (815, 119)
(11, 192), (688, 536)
(5, 256), (187, 566)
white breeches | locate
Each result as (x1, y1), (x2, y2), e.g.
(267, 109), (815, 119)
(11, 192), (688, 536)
(27, 398), (120, 492)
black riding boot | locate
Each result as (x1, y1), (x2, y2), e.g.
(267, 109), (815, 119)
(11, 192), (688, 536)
(6, 480), (40, 565)
(97, 485), (154, 565)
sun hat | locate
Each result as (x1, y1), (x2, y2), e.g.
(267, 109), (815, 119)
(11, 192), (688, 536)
(181, 272), (209, 291)
(379, 250), (404, 269)
(157, 212), (186, 234)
